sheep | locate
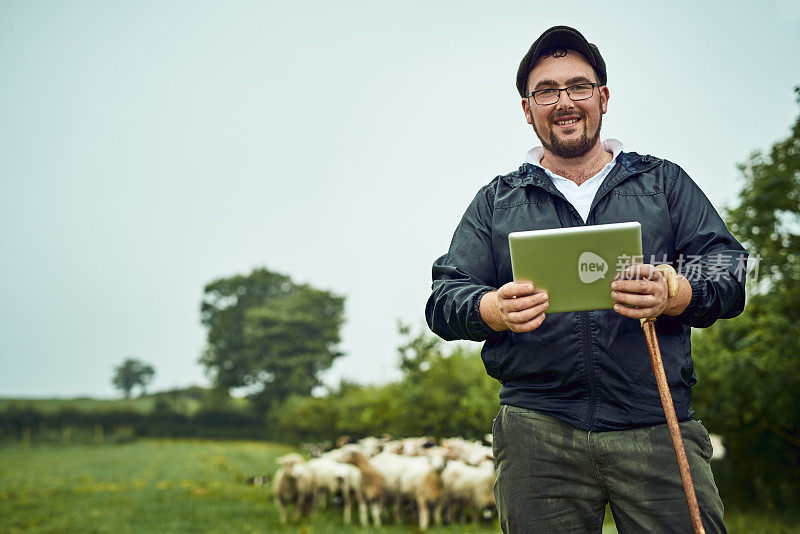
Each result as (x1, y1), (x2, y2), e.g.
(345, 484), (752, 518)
(370, 451), (411, 524)
(465, 444), (493, 466)
(300, 440), (332, 458)
(305, 457), (364, 526)
(339, 446), (387, 527)
(440, 437), (493, 465)
(381, 439), (404, 455)
(380, 436), (435, 457)
(358, 435), (388, 457)
(401, 436), (437, 456)
(442, 459), (496, 523)
(372, 448), (448, 529)
(398, 447), (448, 530)
(318, 445), (349, 462)
(400, 456), (444, 530)
(336, 434), (358, 448)
(710, 433), (726, 460)
(247, 474), (270, 487)
(273, 453), (316, 525)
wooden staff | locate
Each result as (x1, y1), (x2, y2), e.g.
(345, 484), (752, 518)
(642, 264), (705, 534)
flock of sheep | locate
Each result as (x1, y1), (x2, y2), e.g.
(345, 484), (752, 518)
(271, 435), (496, 529)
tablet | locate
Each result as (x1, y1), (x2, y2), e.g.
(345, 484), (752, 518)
(508, 222), (643, 313)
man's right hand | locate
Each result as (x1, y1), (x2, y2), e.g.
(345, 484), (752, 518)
(480, 282), (549, 333)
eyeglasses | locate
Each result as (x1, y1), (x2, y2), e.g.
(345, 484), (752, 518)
(527, 83), (601, 106)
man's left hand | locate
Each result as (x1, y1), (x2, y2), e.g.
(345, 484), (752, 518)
(611, 264), (678, 319)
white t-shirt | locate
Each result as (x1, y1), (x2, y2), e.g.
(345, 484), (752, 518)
(525, 139), (624, 223)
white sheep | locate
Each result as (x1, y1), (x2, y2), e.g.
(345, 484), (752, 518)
(401, 436), (437, 456)
(440, 437), (493, 465)
(442, 459), (496, 523)
(465, 444), (493, 466)
(370, 451), (410, 524)
(306, 457), (364, 525)
(357, 435), (388, 457)
(372, 449), (447, 530)
(400, 465), (440, 529)
(710, 433), (726, 460)
(272, 453), (316, 525)
(339, 447), (387, 527)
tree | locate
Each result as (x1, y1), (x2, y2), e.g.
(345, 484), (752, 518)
(276, 324), (500, 443)
(691, 87), (800, 510)
(199, 267), (345, 415)
(112, 358), (156, 398)
(393, 323), (500, 439)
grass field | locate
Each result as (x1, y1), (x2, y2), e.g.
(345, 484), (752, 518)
(1, 439), (796, 533)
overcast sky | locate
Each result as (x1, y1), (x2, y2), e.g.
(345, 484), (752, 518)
(2, 1), (799, 398)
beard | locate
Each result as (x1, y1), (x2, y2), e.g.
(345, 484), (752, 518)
(533, 100), (603, 159)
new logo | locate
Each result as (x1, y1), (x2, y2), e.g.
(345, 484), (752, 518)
(578, 252), (608, 283)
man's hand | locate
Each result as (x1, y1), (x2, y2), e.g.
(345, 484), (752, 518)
(480, 282), (549, 333)
(611, 264), (691, 319)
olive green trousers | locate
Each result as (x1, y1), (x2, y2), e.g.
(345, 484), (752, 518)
(492, 405), (726, 533)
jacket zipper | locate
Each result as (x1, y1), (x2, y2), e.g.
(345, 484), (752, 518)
(562, 200), (598, 431)
(581, 310), (596, 429)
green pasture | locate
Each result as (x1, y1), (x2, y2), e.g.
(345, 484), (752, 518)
(0, 439), (796, 533)
(0, 439), (502, 533)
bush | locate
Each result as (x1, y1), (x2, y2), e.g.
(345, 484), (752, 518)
(276, 328), (500, 443)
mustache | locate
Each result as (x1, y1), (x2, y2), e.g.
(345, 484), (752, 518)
(551, 111), (586, 122)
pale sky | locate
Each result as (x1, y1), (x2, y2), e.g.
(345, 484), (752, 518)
(2, 1), (799, 398)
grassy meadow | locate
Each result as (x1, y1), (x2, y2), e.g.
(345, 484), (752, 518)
(0, 439), (507, 533)
(1, 438), (798, 533)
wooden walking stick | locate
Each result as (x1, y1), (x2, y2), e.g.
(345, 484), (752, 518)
(642, 264), (705, 534)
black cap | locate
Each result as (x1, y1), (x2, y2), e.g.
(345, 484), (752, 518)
(516, 25), (606, 98)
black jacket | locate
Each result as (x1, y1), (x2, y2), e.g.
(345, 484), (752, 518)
(426, 152), (747, 431)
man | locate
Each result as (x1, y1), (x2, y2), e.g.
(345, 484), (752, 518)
(425, 25), (746, 533)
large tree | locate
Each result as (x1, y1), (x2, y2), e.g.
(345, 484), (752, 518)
(199, 267), (345, 414)
(692, 87), (800, 509)
(112, 358), (155, 398)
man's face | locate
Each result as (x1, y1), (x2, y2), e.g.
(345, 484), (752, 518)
(521, 50), (609, 159)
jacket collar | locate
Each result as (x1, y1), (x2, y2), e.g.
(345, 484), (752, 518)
(501, 151), (662, 190)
